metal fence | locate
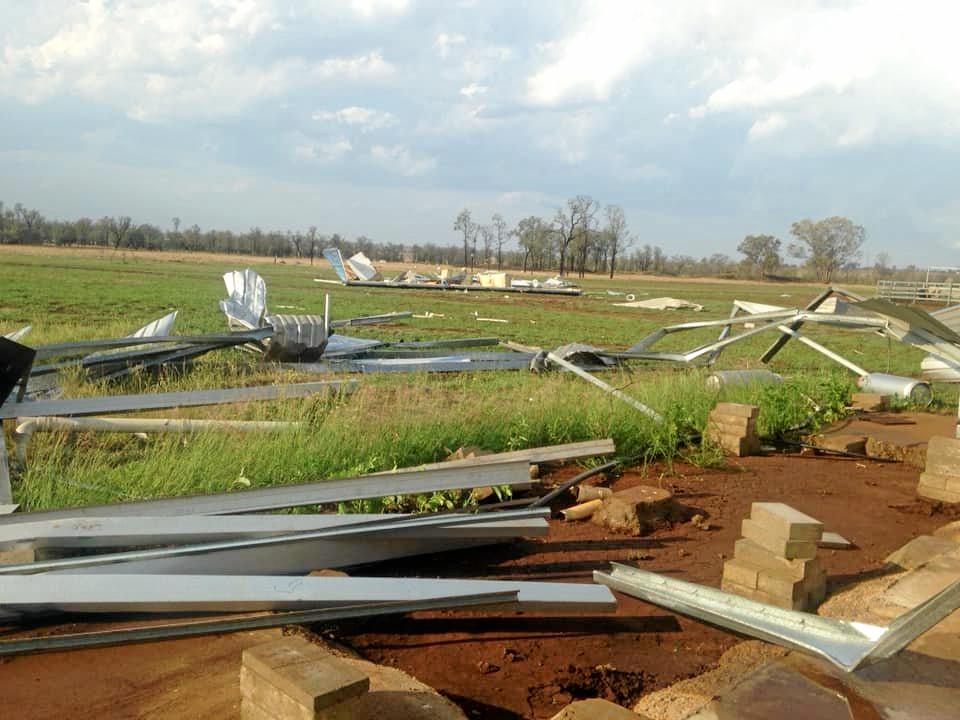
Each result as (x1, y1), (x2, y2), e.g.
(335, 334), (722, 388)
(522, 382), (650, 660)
(876, 280), (960, 304)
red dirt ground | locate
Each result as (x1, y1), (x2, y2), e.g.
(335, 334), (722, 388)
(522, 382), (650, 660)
(336, 453), (960, 719)
(0, 452), (957, 720)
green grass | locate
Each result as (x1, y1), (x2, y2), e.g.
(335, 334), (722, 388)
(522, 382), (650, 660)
(0, 245), (952, 512)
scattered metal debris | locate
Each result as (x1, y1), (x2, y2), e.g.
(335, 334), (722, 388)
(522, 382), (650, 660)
(594, 562), (960, 672)
(613, 297), (703, 311)
(320, 248), (582, 295)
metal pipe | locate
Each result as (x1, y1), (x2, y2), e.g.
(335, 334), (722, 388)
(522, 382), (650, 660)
(546, 352), (663, 421)
(775, 325), (869, 376)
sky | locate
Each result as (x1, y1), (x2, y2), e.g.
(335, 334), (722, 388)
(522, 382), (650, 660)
(2, 0), (959, 266)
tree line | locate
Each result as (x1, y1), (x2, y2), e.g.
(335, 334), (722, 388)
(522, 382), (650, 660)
(0, 198), (923, 283)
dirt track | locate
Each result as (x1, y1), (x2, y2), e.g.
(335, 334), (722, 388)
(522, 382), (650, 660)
(1, 452), (951, 720)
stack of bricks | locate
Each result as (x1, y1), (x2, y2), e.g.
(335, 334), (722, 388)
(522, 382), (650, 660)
(721, 502), (827, 610)
(705, 402), (761, 457)
(917, 436), (960, 504)
(241, 637), (370, 720)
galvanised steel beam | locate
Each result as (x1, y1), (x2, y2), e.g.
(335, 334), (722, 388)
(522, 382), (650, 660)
(0, 508), (551, 574)
(0, 459), (533, 524)
(0, 572), (616, 616)
(0, 514), (548, 549)
(0, 380), (356, 420)
(594, 562), (960, 672)
(0, 593), (519, 656)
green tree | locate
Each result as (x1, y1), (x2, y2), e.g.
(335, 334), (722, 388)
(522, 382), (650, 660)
(789, 217), (865, 283)
(737, 234), (782, 278)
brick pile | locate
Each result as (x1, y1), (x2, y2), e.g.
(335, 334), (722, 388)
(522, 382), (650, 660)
(241, 637), (370, 720)
(705, 402), (760, 457)
(721, 502), (827, 611)
(917, 436), (960, 504)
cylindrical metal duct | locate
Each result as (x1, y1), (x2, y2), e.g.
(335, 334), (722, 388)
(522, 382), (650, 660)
(706, 369), (783, 391)
(857, 373), (932, 405)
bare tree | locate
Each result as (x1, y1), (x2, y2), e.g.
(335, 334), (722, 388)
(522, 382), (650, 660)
(491, 213), (508, 270)
(109, 216), (132, 249)
(553, 195), (598, 276)
(306, 225), (318, 265)
(454, 209), (477, 269)
(604, 205), (632, 279)
(289, 231), (303, 258)
(479, 225), (494, 267)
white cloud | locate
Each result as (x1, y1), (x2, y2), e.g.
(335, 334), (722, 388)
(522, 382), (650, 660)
(747, 113), (787, 141)
(295, 138), (353, 162)
(312, 106), (395, 130)
(527, 1), (960, 148)
(370, 144), (437, 175)
(0, 1), (395, 121)
(459, 84), (487, 97)
(526, 2), (675, 106)
(348, 0), (409, 18)
(435, 32), (466, 58)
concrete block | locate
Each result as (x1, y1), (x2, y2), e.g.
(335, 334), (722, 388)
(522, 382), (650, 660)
(934, 519), (960, 542)
(750, 503), (823, 542)
(741, 518), (817, 559)
(918, 472), (949, 490)
(242, 637), (369, 714)
(884, 549), (960, 609)
(885, 535), (959, 570)
(917, 482), (960, 504)
(713, 403), (759, 419)
(241, 666), (314, 720)
(720, 577), (804, 610)
(733, 538), (817, 580)
(711, 434), (761, 457)
(733, 538), (819, 580)
(722, 559), (760, 589)
(707, 415), (755, 434)
(551, 698), (646, 719)
(241, 697), (279, 720)
(814, 433), (867, 454)
(756, 571), (804, 602)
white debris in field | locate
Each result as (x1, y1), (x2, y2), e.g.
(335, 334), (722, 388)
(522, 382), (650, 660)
(473, 311), (509, 323)
(613, 296), (703, 311)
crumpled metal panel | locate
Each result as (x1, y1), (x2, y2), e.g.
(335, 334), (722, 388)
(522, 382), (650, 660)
(854, 298), (960, 345)
(267, 314), (328, 361)
(130, 311), (177, 339)
(346, 251), (379, 281)
(322, 248), (350, 282)
(552, 343), (618, 367)
(219, 268), (267, 330)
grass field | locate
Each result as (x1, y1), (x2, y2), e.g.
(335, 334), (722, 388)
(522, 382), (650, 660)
(0, 245), (946, 512)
